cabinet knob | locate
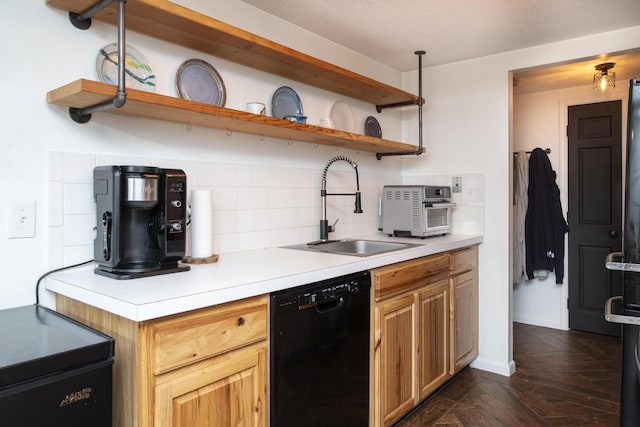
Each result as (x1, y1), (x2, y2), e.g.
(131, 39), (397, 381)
(237, 317), (245, 326)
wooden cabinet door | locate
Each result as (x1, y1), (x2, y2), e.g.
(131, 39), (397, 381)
(417, 279), (450, 399)
(154, 343), (267, 427)
(450, 270), (478, 374)
(374, 293), (416, 427)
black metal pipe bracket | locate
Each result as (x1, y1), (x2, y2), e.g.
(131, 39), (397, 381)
(69, 0), (118, 30)
(376, 51), (425, 160)
(67, 0), (128, 124)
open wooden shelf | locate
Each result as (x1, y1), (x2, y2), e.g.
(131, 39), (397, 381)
(47, 79), (419, 154)
(45, 0), (419, 107)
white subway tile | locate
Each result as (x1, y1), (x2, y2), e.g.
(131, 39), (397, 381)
(62, 214), (95, 247)
(237, 210), (255, 233)
(48, 151), (63, 182)
(237, 232), (255, 251)
(237, 188), (256, 210)
(200, 162), (219, 187)
(63, 152), (95, 183)
(237, 165), (255, 187)
(63, 183), (94, 215)
(218, 210), (238, 234)
(218, 164), (238, 187)
(48, 181), (63, 227)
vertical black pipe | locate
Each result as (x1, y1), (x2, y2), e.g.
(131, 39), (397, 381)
(416, 50), (425, 155)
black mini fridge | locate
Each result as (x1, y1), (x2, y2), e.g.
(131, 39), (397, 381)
(0, 305), (114, 427)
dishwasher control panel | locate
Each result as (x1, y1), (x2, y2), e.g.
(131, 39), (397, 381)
(272, 271), (370, 314)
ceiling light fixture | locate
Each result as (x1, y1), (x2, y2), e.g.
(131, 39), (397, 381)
(593, 62), (616, 92)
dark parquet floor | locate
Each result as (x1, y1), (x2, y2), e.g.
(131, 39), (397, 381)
(396, 322), (622, 426)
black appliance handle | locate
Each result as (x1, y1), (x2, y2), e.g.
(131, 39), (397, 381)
(605, 296), (640, 325)
(636, 330), (640, 380)
(605, 252), (640, 272)
(313, 297), (345, 314)
(102, 211), (112, 261)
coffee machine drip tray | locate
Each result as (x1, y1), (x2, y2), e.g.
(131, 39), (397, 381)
(95, 262), (190, 280)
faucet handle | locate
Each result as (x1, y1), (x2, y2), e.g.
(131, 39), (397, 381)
(328, 218), (339, 232)
(354, 191), (363, 213)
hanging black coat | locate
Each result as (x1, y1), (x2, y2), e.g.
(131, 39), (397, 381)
(525, 148), (569, 284)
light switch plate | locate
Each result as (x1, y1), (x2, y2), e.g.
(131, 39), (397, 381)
(9, 200), (36, 239)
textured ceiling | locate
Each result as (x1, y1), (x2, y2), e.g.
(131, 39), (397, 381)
(241, 0), (640, 92)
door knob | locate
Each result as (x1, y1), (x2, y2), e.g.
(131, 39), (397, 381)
(609, 230), (618, 238)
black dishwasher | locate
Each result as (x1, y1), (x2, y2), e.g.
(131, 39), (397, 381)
(270, 270), (370, 427)
(0, 305), (114, 427)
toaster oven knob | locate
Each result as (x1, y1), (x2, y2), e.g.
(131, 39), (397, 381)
(171, 200), (182, 208)
(171, 222), (183, 231)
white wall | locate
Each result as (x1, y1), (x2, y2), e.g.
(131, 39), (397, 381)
(512, 83), (629, 329)
(401, 25), (640, 376)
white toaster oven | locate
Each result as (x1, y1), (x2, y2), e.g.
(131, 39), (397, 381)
(382, 185), (455, 237)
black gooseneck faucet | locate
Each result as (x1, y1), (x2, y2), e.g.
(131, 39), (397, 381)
(319, 155), (363, 242)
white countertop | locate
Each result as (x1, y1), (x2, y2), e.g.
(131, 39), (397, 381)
(46, 234), (482, 322)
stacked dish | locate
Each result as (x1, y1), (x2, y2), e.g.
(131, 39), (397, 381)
(272, 86), (304, 119)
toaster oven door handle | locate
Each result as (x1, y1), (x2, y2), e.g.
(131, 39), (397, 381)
(425, 202), (456, 208)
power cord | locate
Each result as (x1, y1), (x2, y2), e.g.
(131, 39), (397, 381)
(35, 260), (93, 305)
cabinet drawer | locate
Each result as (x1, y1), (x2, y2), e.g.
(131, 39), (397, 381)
(150, 295), (268, 375)
(372, 253), (449, 301)
(450, 246), (478, 276)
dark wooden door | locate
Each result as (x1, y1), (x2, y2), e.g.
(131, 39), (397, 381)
(568, 100), (622, 337)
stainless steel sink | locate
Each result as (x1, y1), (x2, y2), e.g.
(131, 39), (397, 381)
(282, 239), (421, 257)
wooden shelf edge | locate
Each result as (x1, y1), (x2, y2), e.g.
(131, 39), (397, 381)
(47, 80), (419, 155)
(45, 0), (419, 107)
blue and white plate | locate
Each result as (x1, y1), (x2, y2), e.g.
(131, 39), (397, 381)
(96, 42), (156, 92)
(271, 86), (303, 119)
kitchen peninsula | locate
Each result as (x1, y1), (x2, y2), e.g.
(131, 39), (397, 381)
(46, 233), (481, 427)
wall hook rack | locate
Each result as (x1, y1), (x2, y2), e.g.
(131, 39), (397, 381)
(376, 51), (425, 160)
(67, 0), (128, 124)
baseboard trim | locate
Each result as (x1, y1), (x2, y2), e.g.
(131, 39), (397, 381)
(469, 357), (516, 377)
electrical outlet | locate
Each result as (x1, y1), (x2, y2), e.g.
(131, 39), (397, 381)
(9, 200), (36, 239)
(452, 176), (462, 193)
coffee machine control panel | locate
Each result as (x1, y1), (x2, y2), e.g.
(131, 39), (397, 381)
(164, 172), (187, 239)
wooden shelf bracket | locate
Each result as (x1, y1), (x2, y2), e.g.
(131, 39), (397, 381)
(68, 0), (127, 124)
(376, 51), (426, 160)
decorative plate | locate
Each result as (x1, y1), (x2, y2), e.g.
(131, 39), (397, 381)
(176, 59), (226, 106)
(364, 116), (382, 138)
(330, 101), (354, 132)
(96, 42), (156, 92)
(271, 86), (303, 119)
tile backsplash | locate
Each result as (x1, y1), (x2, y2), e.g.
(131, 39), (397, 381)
(47, 151), (484, 267)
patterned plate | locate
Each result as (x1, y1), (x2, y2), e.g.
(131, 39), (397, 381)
(96, 42), (156, 92)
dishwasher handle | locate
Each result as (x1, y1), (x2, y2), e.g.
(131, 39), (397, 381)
(605, 296), (640, 325)
(315, 297), (345, 314)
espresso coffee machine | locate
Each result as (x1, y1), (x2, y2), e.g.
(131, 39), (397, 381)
(93, 165), (190, 279)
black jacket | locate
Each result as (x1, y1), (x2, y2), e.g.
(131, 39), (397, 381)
(525, 148), (569, 284)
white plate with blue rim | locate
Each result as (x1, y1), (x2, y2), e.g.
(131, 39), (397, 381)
(271, 86), (303, 119)
(96, 42), (156, 92)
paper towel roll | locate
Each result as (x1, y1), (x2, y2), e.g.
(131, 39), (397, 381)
(191, 189), (213, 258)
